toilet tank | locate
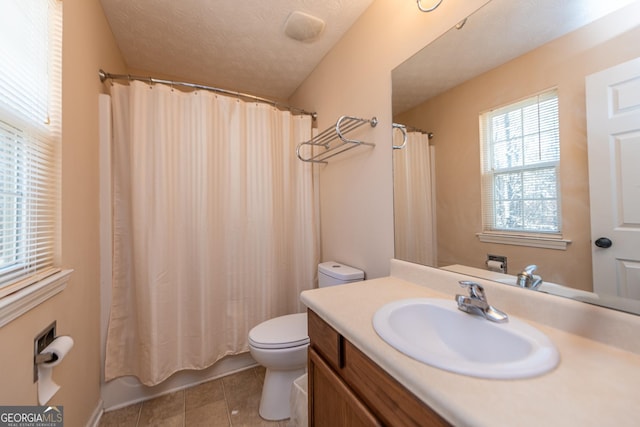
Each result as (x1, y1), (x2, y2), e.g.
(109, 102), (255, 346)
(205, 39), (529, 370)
(318, 261), (364, 287)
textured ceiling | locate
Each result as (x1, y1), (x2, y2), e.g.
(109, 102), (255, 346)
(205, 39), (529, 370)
(100, 0), (374, 100)
(392, 0), (637, 114)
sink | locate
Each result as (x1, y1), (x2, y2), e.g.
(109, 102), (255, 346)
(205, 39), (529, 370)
(373, 298), (559, 379)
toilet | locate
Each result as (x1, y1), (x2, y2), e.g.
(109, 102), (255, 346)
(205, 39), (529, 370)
(248, 261), (364, 420)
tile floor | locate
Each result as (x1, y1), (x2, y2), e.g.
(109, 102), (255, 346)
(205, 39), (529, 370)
(99, 366), (293, 427)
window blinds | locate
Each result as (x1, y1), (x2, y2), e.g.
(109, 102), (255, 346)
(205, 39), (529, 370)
(480, 89), (560, 234)
(0, 0), (62, 298)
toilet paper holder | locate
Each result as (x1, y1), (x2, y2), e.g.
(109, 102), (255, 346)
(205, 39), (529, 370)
(35, 352), (58, 364)
(33, 321), (57, 382)
(486, 254), (507, 274)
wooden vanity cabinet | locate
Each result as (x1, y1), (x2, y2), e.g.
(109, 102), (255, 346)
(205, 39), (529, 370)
(307, 309), (451, 427)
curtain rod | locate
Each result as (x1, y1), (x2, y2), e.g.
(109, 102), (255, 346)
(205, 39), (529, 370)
(394, 123), (434, 139)
(98, 69), (317, 119)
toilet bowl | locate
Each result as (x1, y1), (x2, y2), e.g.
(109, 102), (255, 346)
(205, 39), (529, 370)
(249, 313), (309, 420)
(248, 261), (364, 420)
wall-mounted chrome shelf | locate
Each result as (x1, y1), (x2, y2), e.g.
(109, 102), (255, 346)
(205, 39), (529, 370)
(392, 123), (408, 150)
(392, 122), (434, 150)
(296, 115), (377, 163)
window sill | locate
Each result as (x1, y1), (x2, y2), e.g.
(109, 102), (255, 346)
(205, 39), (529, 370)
(476, 232), (571, 250)
(0, 269), (73, 328)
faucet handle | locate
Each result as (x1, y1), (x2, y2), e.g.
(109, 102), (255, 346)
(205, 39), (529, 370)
(458, 280), (486, 301)
(457, 281), (508, 323)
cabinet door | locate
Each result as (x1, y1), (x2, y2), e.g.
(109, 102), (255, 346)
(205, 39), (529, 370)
(309, 348), (382, 427)
(342, 340), (451, 427)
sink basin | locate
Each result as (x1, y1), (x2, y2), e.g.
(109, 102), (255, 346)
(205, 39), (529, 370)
(373, 298), (559, 379)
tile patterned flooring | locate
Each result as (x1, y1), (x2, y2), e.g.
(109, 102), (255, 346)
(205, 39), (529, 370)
(99, 367), (293, 427)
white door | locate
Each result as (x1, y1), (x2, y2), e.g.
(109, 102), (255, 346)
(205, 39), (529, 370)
(586, 57), (640, 299)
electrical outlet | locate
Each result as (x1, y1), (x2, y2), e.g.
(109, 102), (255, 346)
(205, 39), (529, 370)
(34, 321), (56, 382)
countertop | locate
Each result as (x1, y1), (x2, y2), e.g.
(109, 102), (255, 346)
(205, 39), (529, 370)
(300, 260), (640, 427)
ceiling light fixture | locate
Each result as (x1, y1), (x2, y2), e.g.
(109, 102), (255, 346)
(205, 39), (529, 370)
(417, 0), (443, 12)
(284, 11), (325, 42)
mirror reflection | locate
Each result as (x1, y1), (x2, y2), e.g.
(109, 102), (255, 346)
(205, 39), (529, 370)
(391, 0), (640, 314)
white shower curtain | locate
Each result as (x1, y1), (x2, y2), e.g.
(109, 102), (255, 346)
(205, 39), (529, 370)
(105, 81), (319, 386)
(393, 129), (436, 266)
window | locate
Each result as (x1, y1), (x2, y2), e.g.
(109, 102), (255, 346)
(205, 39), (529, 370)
(480, 90), (561, 237)
(0, 0), (62, 300)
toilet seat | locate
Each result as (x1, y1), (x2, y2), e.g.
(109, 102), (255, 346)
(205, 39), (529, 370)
(249, 313), (309, 349)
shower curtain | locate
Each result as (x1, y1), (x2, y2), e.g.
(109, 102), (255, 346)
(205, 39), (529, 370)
(105, 81), (319, 386)
(393, 129), (436, 266)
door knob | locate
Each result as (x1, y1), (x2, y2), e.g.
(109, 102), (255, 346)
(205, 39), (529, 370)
(594, 237), (612, 248)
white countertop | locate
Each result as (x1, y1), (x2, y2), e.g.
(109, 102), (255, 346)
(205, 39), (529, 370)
(301, 260), (640, 427)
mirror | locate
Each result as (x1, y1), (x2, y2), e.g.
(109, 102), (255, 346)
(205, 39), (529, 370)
(391, 0), (640, 314)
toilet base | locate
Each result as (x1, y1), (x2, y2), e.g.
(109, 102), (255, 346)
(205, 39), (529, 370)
(259, 367), (306, 420)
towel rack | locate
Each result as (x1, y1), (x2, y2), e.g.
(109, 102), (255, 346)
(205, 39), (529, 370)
(296, 115), (377, 163)
(392, 123), (408, 150)
(392, 122), (434, 150)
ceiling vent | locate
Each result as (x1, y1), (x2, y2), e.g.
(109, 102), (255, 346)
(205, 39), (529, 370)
(284, 11), (325, 42)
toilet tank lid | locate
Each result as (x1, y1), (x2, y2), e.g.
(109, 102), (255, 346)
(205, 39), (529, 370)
(318, 261), (364, 281)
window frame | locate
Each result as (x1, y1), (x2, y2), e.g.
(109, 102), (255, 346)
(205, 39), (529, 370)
(477, 89), (570, 250)
(0, 0), (71, 326)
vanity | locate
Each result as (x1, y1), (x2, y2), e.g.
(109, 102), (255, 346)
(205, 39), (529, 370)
(307, 308), (449, 426)
(301, 260), (640, 427)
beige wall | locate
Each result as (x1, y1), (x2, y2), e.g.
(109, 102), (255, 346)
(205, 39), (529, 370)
(0, 1), (487, 418)
(0, 0), (125, 425)
(394, 7), (640, 291)
(7, 0), (634, 421)
(290, 0), (490, 279)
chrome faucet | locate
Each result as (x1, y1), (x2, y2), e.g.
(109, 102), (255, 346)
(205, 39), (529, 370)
(455, 281), (508, 323)
(517, 265), (543, 290)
